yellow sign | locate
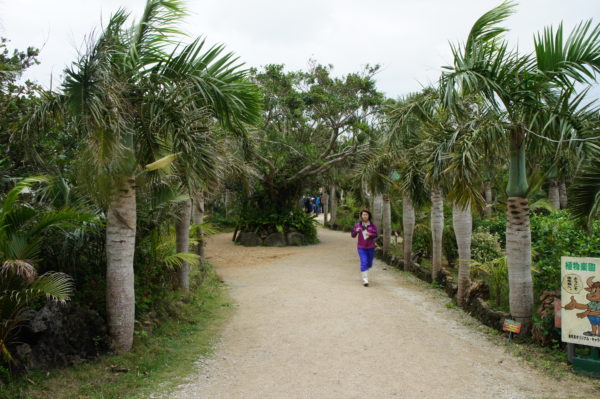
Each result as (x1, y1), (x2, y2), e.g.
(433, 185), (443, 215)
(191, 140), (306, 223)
(561, 256), (600, 348)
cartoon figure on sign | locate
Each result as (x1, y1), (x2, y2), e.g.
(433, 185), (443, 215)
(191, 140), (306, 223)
(564, 277), (600, 336)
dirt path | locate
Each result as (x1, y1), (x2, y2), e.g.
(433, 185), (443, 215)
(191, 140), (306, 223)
(169, 227), (598, 399)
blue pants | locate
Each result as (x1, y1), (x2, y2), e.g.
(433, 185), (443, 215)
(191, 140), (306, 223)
(358, 248), (375, 272)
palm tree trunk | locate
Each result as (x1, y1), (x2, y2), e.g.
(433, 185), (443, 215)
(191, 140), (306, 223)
(322, 192), (329, 225)
(176, 199), (192, 293)
(373, 193), (384, 229)
(106, 176), (136, 353)
(402, 193), (415, 271)
(329, 185), (337, 226)
(430, 185), (444, 281)
(548, 179), (560, 210)
(193, 192), (205, 265)
(506, 197), (533, 335)
(382, 193), (391, 255)
(559, 179), (568, 209)
(506, 134), (533, 335)
(453, 202), (472, 307)
(483, 181), (493, 217)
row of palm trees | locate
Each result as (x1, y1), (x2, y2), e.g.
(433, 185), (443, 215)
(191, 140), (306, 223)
(21, 0), (262, 353)
(359, 1), (599, 335)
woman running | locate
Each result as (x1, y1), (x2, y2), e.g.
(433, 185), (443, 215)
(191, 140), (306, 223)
(351, 209), (378, 286)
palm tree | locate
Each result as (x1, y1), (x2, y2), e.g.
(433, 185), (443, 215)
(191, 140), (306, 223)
(441, 1), (600, 333)
(387, 96), (428, 271)
(26, 0), (261, 352)
(392, 90), (450, 281)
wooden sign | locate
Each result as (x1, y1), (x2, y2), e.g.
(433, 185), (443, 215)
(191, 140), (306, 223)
(503, 319), (522, 334)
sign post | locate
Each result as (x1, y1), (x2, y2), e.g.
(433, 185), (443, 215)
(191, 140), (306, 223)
(503, 319), (521, 342)
(560, 256), (600, 378)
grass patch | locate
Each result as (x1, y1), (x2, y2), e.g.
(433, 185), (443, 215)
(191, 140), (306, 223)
(2, 265), (233, 399)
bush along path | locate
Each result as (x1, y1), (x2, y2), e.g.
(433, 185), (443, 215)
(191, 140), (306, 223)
(166, 227), (599, 399)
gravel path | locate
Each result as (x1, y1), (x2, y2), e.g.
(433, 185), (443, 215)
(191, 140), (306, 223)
(169, 226), (598, 399)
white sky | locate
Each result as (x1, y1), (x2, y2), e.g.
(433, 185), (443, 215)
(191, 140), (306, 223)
(1, 0), (599, 99)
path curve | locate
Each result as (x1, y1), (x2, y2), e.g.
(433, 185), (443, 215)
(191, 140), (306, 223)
(169, 226), (597, 399)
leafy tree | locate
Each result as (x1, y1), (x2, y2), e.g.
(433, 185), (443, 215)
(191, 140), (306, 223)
(25, 0), (261, 352)
(441, 1), (600, 334)
(242, 63), (383, 238)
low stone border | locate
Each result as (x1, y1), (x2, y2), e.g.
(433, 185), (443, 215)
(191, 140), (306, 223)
(375, 248), (510, 333)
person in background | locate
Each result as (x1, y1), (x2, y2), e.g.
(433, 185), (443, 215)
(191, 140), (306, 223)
(315, 195), (321, 215)
(350, 209), (378, 286)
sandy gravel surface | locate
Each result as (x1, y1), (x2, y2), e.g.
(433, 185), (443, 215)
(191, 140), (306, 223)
(168, 226), (598, 399)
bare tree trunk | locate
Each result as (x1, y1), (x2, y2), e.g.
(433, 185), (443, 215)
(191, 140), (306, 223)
(548, 179), (560, 210)
(176, 198), (192, 293)
(430, 186), (444, 281)
(402, 193), (415, 271)
(559, 179), (568, 209)
(322, 192), (329, 225)
(382, 193), (391, 255)
(506, 197), (533, 335)
(193, 192), (205, 265)
(483, 181), (493, 217)
(373, 193), (384, 230)
(453, 202), (472, 307)
(329, 185), (337, 227)
(106, 176), (136, 353)
(224, 189), (231, 219)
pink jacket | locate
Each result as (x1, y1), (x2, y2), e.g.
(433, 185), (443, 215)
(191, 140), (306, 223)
(351, 222), (378, 249)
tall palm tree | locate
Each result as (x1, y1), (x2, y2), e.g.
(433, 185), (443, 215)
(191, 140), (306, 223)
(387, 96), (428, 271)
(26, 0), (261, 352)
(392, 90), (450, 281)
(441, 1), (600, 333)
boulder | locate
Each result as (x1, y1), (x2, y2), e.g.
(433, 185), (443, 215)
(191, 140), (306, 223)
(286, 232), (305, 246)
(236, 232), (263, 246)
(12, 302), (111, 370)
(263, 232), (286, 247)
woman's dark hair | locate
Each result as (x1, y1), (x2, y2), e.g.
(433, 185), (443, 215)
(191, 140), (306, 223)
(360, 209), (372, 221)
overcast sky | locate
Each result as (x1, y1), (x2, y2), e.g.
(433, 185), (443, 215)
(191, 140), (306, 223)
(1, 0), (599, 99)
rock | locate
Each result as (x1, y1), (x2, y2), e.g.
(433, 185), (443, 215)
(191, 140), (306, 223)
(236, 232), (263, 246)
(263, 232), (286, 247)
(412, 264), (433, 283)
(11, 302), (112, 370)
(286, 232), (305, 246)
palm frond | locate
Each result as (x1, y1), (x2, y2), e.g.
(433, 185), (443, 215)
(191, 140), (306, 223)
(464, 1), (516, 55)
(570, 156), (600, 231)
(535, 20), (600, 85)
(162, 251), (200, 270)
(28, 272), (74, 302)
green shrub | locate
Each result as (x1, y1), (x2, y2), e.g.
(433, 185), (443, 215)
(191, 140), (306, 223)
(472, 231), (503, 263)
(237, 208), (318, 244)
(473, 214), (507, 247)
(443, 224), (458, 267)
(336, 208), (358, 230)
(531, 211), (600, 296)
(412, 224), (432, 258)
(471, 256), (509, 311)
